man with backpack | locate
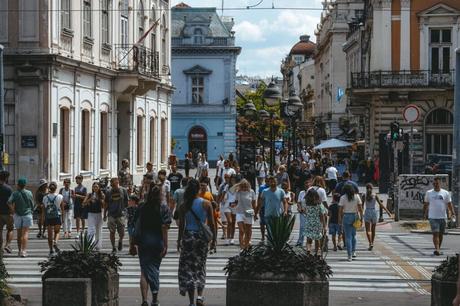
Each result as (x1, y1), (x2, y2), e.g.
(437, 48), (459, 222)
(8, 178), (34, 257)
(104, 177), (129, 253)
(43, 182), (64, 257)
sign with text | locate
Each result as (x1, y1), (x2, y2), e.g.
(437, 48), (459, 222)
(21, 136), (37, 148)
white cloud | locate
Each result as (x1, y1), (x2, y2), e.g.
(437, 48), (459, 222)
(234, 21), (265, 42)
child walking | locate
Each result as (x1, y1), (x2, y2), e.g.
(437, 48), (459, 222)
(303, 188), (326, 254)
(328, 193), (343, 251)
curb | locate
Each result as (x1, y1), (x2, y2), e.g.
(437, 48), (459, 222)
(410, 229), (460, 235)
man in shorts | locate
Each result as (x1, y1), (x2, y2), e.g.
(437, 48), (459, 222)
(423, 176), (455, 256)
(0, 171), (13, 254)
(104, 177), (129, 253)
(8, 177), (34, 257)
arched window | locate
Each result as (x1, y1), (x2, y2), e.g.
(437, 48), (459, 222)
(193, 28), (203, 44)
(81, 109), (91, 171)
(161, 118), (167, 163)
(137, 114), (144, 166)
(150, 116), (156, 163)
(425, 108), (453, 156)
(150, 6), (157, 52)
(60, 107), (70, 173)
(100, 110), (108, 169)
(138, 0), (145, 43)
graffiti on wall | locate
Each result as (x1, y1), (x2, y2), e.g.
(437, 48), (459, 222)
(398, 175), (449, 210)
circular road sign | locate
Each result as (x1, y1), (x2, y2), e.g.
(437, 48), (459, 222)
(403, 104), (420, 123)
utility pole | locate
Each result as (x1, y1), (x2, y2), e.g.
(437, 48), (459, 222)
(0, 44), (4, 171)
(453, 48), (460, 228)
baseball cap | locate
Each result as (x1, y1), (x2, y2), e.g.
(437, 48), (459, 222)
(17, 177), (27, 186)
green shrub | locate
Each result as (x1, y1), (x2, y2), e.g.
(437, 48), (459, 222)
(433, 254), (459, 281)
(0, 254), (10, 298)
(39, 232), (122, 281)
(224, 215), (333, 280)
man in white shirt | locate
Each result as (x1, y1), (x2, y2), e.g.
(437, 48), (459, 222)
(423, 176), (455, 256)
(301, 148), (310, 162)
(220, 160), (236, 180)
(325, 162), (339, 195)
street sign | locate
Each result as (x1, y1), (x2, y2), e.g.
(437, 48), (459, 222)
(403, 104), (420, 123)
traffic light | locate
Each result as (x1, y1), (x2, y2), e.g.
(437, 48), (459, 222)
(390, 122), (400, 141)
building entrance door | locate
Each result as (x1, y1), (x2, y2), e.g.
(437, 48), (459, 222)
(188, 126), (207, 161)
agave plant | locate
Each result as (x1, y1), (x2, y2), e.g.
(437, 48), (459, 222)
(224, 215), (333, 280)
(72, 231), (98, 255)
(266, 215), (296, 252)
(39, 232), (122, 281)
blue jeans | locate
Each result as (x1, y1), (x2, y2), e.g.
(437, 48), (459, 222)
(343, 213), (357, 257)
(296, 213), (306, 245)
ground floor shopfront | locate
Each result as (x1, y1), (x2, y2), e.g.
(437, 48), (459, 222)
(348, 89), (453, 173)
(171, 112), (236, 166)
(3, 54), (173, 186)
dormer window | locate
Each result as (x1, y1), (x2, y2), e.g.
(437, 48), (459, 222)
(193, 28), (204, 45)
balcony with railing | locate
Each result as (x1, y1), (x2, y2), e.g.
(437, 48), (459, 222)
(351, 70), (455, 89)
(115, 44), (159, 78)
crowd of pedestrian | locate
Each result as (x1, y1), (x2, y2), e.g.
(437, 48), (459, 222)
(0, 147), (457, 306)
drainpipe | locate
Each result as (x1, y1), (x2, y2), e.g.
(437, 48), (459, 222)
(453, 48), (460, 228)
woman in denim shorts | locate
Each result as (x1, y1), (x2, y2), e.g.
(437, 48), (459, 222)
(362, 183), (392, 251)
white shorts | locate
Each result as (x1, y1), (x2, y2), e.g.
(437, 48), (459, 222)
(236, 213), (254, 225)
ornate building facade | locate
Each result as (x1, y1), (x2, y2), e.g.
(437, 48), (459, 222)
(171, 3), (241, 165)
(0, 0), (173, 184)
(344, 0), (459, 171)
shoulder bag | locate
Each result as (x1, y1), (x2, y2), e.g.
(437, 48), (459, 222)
(189, 208), (213, 242)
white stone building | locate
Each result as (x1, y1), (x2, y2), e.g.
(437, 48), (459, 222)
(314, 0), (364, 142)
(0, 0), (173, 185)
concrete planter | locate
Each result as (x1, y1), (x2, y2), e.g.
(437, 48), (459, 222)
(226, 273), (329, 306)
(431, 273), (457, 306)
(43, 271), (119, 306)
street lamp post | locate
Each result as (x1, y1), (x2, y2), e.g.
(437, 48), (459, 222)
(262, 81), (282, 176)
(285, 92), (302, 170)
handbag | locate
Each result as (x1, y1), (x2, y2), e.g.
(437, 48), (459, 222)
(244, 209), (255, 218)
(189, 208), (213, 242)
(353, 216), (362, 229)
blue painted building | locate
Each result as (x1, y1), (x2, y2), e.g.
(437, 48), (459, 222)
(171, 3), (241, 165)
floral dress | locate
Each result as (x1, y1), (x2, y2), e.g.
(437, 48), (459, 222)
(303, 205), (323, 240)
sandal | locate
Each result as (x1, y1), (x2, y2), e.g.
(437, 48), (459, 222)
(196, 297), (205, 306)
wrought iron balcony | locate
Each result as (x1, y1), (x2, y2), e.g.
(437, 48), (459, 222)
(351, 70), (455, 89)
(115, 44), (159, 78)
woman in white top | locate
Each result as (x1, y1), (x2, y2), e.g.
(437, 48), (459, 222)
(233, 179), (257, 249)
(224, 175), (237, 245)
(255, 155), (268, 187)
(196, 154), (209, 179)
(338, 184), (363, 261)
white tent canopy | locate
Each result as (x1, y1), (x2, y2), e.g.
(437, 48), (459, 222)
(313, 138), (353, 150)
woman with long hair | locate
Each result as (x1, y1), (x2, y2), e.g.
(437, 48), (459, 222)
(83, 182), (105, 251)
(303, 188), (326, 254)
(34, 180), (48, 239)
(132, 183), (171, 306)
(178, 179), (216, 306)
(362, 183), (392, 250)
(233, 179), (256, 249)
(338, 184), (363, 261)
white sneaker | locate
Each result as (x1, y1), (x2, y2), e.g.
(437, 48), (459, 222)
(230, 239), (235, 245)
(352, 252), (357, 258)
(347, 256), (352, 262)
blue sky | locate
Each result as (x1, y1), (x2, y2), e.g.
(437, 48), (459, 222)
(171, 0), (322, 77)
